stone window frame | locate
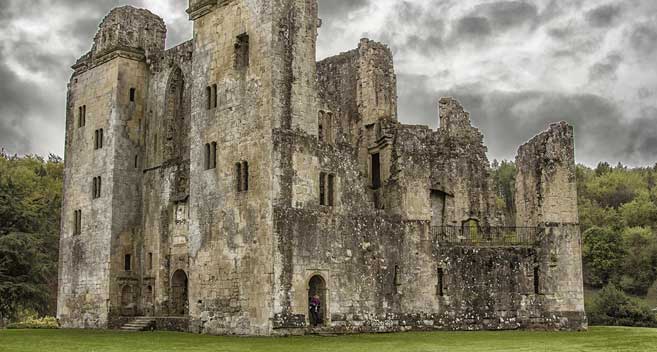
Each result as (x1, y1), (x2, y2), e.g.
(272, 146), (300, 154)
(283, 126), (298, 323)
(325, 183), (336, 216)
(94, 128), (104, 150)
(92, 176), (102, 199)
(78, 105), (86, 128)
(534, 266), (541, 295)
(73, 209), (82, 236)
(234, 33), (250, 71)
(319, 172), (336, 207)
(129, 87), (136, 102)
(318, 110), (334, 144)
(204, 142), (217, 170)
(236, 161), (249, 192)
(437, 267), (445, 297)
(124, 254), (132, 272)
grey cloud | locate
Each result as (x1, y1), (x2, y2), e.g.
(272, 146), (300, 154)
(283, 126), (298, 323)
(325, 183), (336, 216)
(470, 1), (538, 30)
(589, 52), (623, 82)
(455, 16), (492, 40)
(629, 22), (657, 56)
(586, 4), (623, 28)
(318, 0), (369, 18)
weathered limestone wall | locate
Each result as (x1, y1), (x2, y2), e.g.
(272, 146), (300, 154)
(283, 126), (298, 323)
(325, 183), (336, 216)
(515, 122), (586, 330)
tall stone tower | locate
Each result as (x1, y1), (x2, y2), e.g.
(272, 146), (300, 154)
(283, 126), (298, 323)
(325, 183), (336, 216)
(515, 122), (587, 329)
(58, 7), (165, 328)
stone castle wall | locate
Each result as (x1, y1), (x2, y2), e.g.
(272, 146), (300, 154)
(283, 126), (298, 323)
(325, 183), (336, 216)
(58, 1), (586, 335)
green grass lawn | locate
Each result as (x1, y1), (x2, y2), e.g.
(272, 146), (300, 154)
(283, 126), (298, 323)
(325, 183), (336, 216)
(1, 327), (657, 352)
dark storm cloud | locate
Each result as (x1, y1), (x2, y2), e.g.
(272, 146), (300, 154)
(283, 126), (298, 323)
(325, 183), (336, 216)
(455, 17), (492, 39)
(318, 0), (369, 18)
(397, 73), (657, 165)
(585, 4), (623, 28)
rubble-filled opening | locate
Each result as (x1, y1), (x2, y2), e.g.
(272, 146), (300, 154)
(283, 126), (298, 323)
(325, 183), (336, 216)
(308, 275), (327, 327)
(121, 285), (134, 308)
(171, 270), (189, 316)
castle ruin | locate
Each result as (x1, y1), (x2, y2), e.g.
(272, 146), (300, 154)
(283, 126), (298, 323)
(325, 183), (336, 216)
(57, 1), (587, 335)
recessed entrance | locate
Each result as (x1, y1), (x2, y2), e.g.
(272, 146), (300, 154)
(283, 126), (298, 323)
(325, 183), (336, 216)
(308, 275), (327, 327)
(171, 270), (188, 316)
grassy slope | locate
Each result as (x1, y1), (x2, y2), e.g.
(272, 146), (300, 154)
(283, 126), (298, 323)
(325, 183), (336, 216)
(2, 327), (657, 352)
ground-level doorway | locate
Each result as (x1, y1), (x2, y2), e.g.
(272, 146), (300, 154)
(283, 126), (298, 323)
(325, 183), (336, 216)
(308, 275), (327, 327)
(171, 270), (188, 316)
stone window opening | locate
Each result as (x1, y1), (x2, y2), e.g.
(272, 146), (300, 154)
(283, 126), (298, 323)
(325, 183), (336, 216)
(78, 105), (86, 128)
(94, 129), (104, 150)
(134, 155), (139, 169)
(92, 176), (102, 199)
(534, 267), (540, 295)
(462, 218), (480, 241)
(394, 265), (401, 287)
(153, 134), (158, 159)
(148, 252), (153, 271)
(205, 86), (212, 110)
(73, 210), (82, 236)
(437, 268), (445, 297)
(430, 190), (447, 228)
(319, 172), (336, 207)
(235, 33), (250, 70)
(212, 84), (218, 109)
(371, 153), (381, 190)
(236, 161), (249, 192)
(146, 285), (153, 304)
(204, 143), (217, 170)
(318, 123), (324, 142)
(129, 88), (136, 102)
(124, 254), (132, 272)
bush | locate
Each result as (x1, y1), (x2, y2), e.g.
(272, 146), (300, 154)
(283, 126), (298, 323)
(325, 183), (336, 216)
(587, 285), (657, 327)
(6, 316), (59, 329)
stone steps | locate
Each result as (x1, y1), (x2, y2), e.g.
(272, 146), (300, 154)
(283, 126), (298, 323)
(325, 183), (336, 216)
(120, 317), (155, 332)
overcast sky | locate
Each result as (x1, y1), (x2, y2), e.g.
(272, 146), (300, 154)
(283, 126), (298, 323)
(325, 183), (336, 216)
(1, 0), (656, 166)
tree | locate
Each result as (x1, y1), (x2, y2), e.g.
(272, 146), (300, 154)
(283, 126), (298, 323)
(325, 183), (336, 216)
(620, 192), (657, 228)
(583, 227), (626, 288)
(587, 284), (657, 327)
(619, 227), (657, 295)
(0, 233), (51, 321)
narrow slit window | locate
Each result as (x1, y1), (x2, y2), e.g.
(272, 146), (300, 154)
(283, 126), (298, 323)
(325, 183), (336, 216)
(437, 268), (445, 297)
(148, 253), (153, 270)
(328, 174), (335, 206)
(212, 84), (218, 108)
(394, 265), (401, 286)
(534, 267), (540, 295)
(242, 161), (249, 191)
(371, 153), (381, 189)
(204, 143), (211, 170)
(73, 210), (82, 236)
(129, 88), (136, 102)
(211, 142), (217, 169)
(319, 172), (326, 206)
(124, 254), (132, 271)
(236, 163), (242, 191)
(135, 155), (139, 169)
(92, 177), (97, 199)
(206, 86), (212, 110)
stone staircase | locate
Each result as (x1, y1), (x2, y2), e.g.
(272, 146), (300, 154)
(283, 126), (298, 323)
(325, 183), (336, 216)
(120, 317), (155, 332)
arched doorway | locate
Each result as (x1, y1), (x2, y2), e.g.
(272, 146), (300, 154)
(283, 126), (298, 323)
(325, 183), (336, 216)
(308, 275), (327, 327)
(171, 270), (188, 316)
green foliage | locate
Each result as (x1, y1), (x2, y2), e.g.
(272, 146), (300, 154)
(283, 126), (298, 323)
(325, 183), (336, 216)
(586, 285), (657, 327)
(585, 169), (647, 209)
(6, 314), (59, 329)
(0, 152), (63, 322)
(583, 227), (626, 287)
(620, 192), (657, 228)
(619, 227), (657, 295)
(491, 160), (516, 213)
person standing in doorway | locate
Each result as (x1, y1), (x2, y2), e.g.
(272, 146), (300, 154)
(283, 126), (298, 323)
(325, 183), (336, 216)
(309, 294), (321, 326)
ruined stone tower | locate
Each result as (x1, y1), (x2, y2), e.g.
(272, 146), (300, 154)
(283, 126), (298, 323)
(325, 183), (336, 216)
(58, 1), (586, 335)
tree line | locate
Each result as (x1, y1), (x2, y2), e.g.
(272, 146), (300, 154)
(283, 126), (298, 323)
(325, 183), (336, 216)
(1, 152), (655, 326)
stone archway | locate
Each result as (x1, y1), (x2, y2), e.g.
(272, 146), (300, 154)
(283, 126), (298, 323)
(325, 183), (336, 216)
(171, 270), (188, 316)
(308, 275), (327, 327)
